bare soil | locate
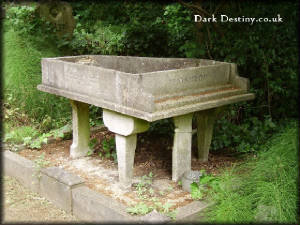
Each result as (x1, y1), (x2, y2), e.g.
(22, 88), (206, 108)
(18, 127), (242, 212)
(3, 175), (78, 223)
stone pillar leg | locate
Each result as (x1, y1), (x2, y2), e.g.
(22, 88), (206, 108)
(196, 108), (219, 162)
(70, 100), (91, 158)
(172, 113), (193, 182)
(103, 109), (149, 188)
(115, 134), (137, 188)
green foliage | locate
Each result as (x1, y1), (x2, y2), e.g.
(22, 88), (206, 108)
(4, 1), (194, 58)
(204, 121), (298, 223)
(190, 182), (203, 200)
(211, 108), (276, 152)
(50, 124), (72, 140)
(121, 2), (168, 56)
(4, 3), (58, 47)
(148, 118), (174, 136)
(4, 119), (72, 149)
(135, 172), (153, 199)
(200, 1), (299, 119)
(23, 133), (52, 149)
(88, 105), (103, 127)
(128, 173), (155, 215)
(4, 125), (39, 144)
(5, 4), (52, 36)
(3, 27), (70, 129)
(69, 19), (125, 55)
(39, 115), (52, 133)
(99, 137), (117, 162)
(89, 138), (98, 150)
(164, 3), (202, 58)
(87, 136), (117, 161)
(87, 137), (97, 156)
(127, 202), (152, 215)
(128, 172), (177, 218)
(190, 170), (219, 200)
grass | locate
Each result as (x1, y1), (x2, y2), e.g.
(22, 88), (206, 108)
(4, 122), (39, 144)
(203, 120), (299, 223)
(3, 27), (71, 127)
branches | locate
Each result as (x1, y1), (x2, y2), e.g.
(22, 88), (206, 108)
(177, 0), (225, 38)
(177, 0), (210, 17)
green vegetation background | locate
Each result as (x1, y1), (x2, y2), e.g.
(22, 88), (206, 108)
(2, 1), (299, 223)
(203, 121), (298, 223)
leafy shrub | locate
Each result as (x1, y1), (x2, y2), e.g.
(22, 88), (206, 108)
(199, 1), (299, 119)
(24, 133), (51, 149)
(164, 3), (202, 57)
(5, 4), (41, 34)
(69, 17), (125, 55)
(190, 170), (220, 200)
(211, 106), (276, 153)
(100, 137), (117, 162)
(4, 3), (56, 43)
(148, 118), (174, 136)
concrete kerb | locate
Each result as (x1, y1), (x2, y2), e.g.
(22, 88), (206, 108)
(3, 150), (40, 193)
(3, 150), (211, 222)
(72, 186), (137, 222)
(40, 167), (85, 213)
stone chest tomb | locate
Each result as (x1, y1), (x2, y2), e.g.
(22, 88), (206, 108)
(38, 55), (255, 188)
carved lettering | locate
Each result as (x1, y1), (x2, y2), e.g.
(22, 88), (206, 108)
(169, 73), (209, 84)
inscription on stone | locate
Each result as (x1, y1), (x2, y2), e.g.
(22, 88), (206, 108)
(175, 73), (208, 83)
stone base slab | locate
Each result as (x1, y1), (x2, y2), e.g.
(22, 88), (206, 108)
(3, 150), (40, 193)
(72, 186), (136, 222)
(3, 150), (211, 222)
(40, 167), (84, 213)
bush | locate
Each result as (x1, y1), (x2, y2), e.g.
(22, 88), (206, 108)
(211, 106), (276, 153)
(199, 1), (299, 119)
(4, 3), (56, 43)
(69, 20), (125, 55)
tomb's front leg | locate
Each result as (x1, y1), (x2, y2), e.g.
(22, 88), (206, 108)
(103, 109), (149, 189)
(115, 134), (137, 188)
(70, 100), (91, 158)
(172, 113), (193, 182)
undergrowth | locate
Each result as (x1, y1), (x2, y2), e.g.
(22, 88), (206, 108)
(3, 123), (39, 144)
(3, 28), (71, 129)
(203, 120), (299, 223)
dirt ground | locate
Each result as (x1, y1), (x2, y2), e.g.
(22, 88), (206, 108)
(20, 127), (242, 176)
(17, 127), (242, 213)
(2, 175), (78, 223)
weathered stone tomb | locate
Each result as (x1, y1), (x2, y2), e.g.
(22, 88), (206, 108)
(38, 55), (254, 188)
